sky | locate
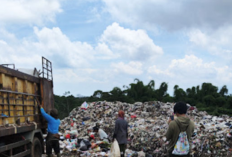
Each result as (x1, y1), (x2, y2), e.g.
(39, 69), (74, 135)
(0, 0), (232, 97)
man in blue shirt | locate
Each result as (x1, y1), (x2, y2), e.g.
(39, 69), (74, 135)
(40, 106), (61, 157)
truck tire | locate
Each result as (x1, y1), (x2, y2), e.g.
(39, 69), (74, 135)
(31, 137), (42, 157)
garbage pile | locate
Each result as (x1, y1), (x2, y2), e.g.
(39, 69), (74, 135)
(56, 101), (232, 157)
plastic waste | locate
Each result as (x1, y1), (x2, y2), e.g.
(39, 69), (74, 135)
(110, 139), (120, 157)
(58, 101), (232, 157)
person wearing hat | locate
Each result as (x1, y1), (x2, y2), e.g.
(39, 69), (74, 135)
(40, 105), (61, 157)
(165, 102), (195, 157)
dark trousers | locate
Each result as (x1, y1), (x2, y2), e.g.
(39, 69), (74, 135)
(119, 144), (126, 157)
(46, 133), (60, 155)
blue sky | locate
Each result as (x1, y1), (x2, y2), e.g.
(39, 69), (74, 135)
(0, 0), (232, 97)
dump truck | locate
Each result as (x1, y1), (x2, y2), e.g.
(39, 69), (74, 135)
(0, 57), (54, 157)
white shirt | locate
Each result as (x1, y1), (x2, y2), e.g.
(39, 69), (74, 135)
(98, 129), (108, 139)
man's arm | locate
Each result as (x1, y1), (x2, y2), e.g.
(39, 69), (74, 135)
(165, 121), (174, 141)
(113, 120), (119, 139)
(40, 107), (53, 122)
(126, 122), (128, 138)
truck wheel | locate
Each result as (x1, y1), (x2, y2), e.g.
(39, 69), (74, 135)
(31, 137), (42, 157)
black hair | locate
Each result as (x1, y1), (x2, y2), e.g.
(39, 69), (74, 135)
(50, 109), (58, 119)
(93, 126), (99, 132)
(174, 102), (187, 114)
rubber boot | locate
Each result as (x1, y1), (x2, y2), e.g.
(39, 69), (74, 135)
(57, 153), (61, 157)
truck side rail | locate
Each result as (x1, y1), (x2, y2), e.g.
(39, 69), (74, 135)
(0, 139), (30, 154)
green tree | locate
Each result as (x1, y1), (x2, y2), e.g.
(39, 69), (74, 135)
(215, 97), (226, 107)
(201, 83), (218, 97)
(203, 95), (215, 106)
(125, 79), (146, 102)
(156, 82), (168, 101)
(219, 85), (228, 97)
(87, 79), (232, 116)
(147, 80), (155, 90)
(227, 96), (232, 109)
(109, 87), (124, 101)
(93, 90), (103, 98)
(173, 85), (186, 102)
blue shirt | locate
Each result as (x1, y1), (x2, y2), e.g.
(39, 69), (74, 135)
(40, 108), (60, 134)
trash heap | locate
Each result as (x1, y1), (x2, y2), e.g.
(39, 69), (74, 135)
(57, 101), (232, 157)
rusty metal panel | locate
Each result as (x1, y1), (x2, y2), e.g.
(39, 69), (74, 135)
(0, 65), (40, 85)
(0, 122), (42, 137)
(40, 78), (54, 131)
(40, 79), (54, 112)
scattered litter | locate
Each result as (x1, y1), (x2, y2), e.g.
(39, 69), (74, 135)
(55, 101), (232, 157)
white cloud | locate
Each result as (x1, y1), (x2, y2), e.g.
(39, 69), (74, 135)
(188, 30), (208, 47)
(102, 0), (232, 31)
(0, 27), (96, 69)
(54, 68), (98, 83)
(111, 61), (143, 75)
(0, 39), (41, 68)
(0, 29), (18, 43)
(1, 25), (149, 85)
(33, 27), (95, 68)
(215, 66), (232, 83)
(0, 0), (62, 25)
(2, 23), (159, 74)
(168, 55), (216, 78)
(188, 27), (232, 58)
(100, 22), (163, 61)
(95, 43), (119, 59)
(148, 65), (173, 77)
(86, 7), (101, 23)
(0, 40), (7, 45)
(148, 54), (232, 84)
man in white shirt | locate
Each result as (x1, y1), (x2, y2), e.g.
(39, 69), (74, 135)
(93, 126), (108, 141)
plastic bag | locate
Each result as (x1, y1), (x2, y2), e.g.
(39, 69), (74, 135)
(110, 139), (120, 157)
(80, 140), (88, 151)
(80, 140), (86, 148)
(138, 150), (145, 157)
(83, 140), (91, 149)
(99, 129), (108, 139)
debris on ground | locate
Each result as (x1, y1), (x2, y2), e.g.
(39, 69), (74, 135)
(51, 101), (232, 157)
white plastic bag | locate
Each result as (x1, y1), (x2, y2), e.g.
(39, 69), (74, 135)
(110, 139), (120, 157)
(138, 150), (145, 157)
(99, 129), (108, 139)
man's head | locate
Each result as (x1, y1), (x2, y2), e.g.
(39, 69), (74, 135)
(174, 102), (187, 115)
(118, 110), (125, 118)
(50, 109), (58, 119)
(93, 126), (99, 133)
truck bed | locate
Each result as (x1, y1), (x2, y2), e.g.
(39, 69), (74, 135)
(0, 64), (53, 137)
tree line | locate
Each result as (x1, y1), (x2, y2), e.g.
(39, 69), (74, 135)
(54, 79), (232, 119)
